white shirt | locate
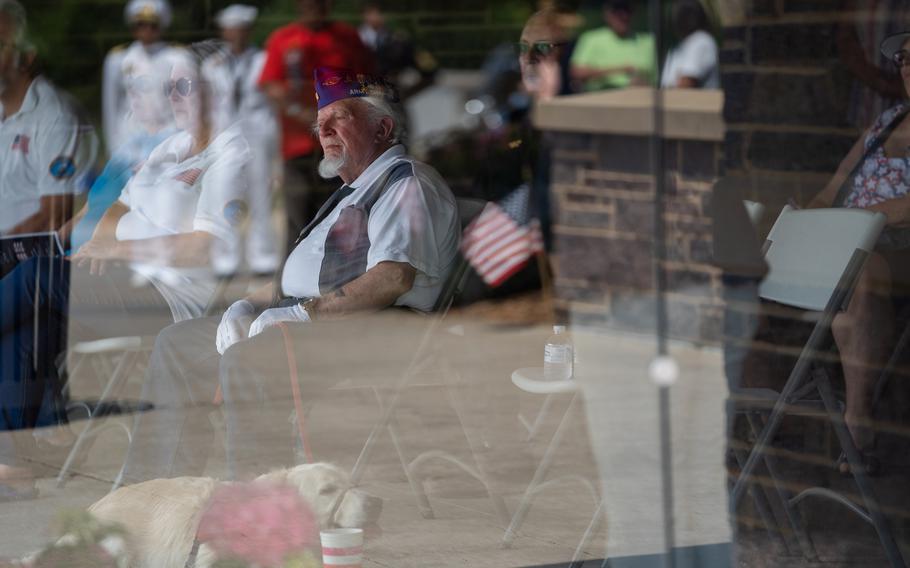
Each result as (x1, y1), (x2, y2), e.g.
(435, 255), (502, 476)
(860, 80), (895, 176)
(117, 124), (251, 320)
(661, 30), (720, 89)
(0, 76), (99, 233)
(202, 47), (278, 137)
(359, 24), (379, 51)
(103, 41), (180, 152)
(282, 145), (460, 312)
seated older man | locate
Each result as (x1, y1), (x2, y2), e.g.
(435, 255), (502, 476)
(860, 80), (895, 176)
(123, 67), (460, 481)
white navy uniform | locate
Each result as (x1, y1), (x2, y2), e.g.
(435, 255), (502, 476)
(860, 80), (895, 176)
(103, 41), (179, 153)
(203, 46), (281, 274)
(0, 76), (99, 234)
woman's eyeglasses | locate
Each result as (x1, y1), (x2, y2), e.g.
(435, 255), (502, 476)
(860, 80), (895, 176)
(516, 41), (565, 58)
(893, 50), (910, 68)
(165, 77), (198, 98)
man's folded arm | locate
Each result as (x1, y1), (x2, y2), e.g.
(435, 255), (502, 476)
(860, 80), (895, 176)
(308, 260), (416, 320)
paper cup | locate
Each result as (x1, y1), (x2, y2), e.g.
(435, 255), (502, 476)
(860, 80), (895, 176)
(321, 527), (364, 568)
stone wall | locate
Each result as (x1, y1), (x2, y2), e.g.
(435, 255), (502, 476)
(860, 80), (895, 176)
(720, 1), (871, 225)
(550, 132), (724, 342)
(546, 1), (894, 343)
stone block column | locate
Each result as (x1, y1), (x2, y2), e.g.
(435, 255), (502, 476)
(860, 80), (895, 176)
(534, 88), (726, 343)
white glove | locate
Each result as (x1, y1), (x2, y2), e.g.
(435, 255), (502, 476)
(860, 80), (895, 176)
(248, 304), (311, 338)
(216, 299), (256, 355)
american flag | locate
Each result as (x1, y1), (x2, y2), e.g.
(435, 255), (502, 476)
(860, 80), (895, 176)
(461, 184), (544, 287)
(174, 168), (202, 186)
(12, 134), (29, 154)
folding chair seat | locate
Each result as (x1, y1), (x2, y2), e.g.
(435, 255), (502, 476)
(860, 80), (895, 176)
(728, 205), (907, 567)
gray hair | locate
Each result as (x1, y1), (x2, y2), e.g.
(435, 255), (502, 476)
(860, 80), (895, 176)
(359, 96), (408, 146)
(0, 0), (32, 52)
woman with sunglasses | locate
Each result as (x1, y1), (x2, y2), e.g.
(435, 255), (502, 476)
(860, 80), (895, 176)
(793, 32), (910, 475)
(0, 45), (250, 500)
(518, 10), (572, 101)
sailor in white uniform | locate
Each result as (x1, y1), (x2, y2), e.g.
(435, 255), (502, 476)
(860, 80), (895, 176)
(202, 4), (281, 275)
(102, 0), (178, 154)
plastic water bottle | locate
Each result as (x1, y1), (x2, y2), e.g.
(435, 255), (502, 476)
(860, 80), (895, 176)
(544, 325), (573, 381)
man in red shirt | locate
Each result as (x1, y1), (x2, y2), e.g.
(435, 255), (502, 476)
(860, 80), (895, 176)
(259, 0), (376, 254)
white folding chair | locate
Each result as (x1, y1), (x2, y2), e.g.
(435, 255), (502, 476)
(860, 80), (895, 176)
(56, 276), (234, 491)
(730, 206), (907, 567)
(501, 367), (600, 560)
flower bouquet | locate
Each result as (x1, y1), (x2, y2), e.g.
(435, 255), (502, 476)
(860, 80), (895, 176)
(0, 510), (130, 568)
(196, 481), (323, 568)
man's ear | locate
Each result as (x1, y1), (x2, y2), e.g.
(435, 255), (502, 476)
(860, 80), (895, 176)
(379, 116), (393, 141)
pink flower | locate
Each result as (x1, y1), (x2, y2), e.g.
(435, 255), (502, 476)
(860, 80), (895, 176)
(197, 481), (319, 567)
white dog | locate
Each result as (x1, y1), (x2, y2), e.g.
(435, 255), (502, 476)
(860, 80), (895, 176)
(82, 462), (381, 568)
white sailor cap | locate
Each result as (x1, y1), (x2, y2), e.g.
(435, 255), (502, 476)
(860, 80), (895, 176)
(124, 0), (173, 29)
(216, 4), (258, 29)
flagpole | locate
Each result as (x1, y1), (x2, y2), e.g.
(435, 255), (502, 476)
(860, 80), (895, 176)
(535, 249), (556, 323)
(649, 0), (676, 567)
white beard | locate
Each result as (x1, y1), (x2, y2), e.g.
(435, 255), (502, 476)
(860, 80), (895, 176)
(318, 153), (346, 179)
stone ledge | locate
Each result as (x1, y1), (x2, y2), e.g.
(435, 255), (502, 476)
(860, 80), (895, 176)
(533, 88), (725, 142)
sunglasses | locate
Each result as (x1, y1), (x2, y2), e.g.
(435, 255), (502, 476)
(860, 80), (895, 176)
(894, 50), (910, 68)
(165, 77), (198, 98)
(516, 41), (566, 58)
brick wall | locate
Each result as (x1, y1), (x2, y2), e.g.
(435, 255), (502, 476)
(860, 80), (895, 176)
(720, 1), (867, 224)
(550, 1), (883, 343)
(551, 133), (724, 342)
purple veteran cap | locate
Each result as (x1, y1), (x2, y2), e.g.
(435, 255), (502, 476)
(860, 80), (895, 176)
(314, 67), (399, 110)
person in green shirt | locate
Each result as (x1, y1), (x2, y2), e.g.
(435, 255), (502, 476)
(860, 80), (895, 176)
(570, 0), (656, 92)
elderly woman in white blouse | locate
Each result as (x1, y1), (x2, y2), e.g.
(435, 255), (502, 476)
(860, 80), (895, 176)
(0, 44), (250, 499)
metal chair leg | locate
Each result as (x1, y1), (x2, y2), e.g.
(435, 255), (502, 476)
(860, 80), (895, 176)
(518, 393), (556, 442)
(743, 413), (817, 561)
(568, 497), (606, 568)
(730, 340), (818, 510)
(731, 445), (790, 556)
(56, 351), (138, 488)
(381, 390), (435, 519)
(815, 374), (907, 568)
(502, 392), (579, 548)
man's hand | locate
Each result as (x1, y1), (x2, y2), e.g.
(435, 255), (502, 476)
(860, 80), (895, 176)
(71, 238), (125, 275)
(216, 300), (258, 355)
(248, 304), (311, 339)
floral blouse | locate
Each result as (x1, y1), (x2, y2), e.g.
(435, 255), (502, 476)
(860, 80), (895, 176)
(845, 104), (910, 208)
